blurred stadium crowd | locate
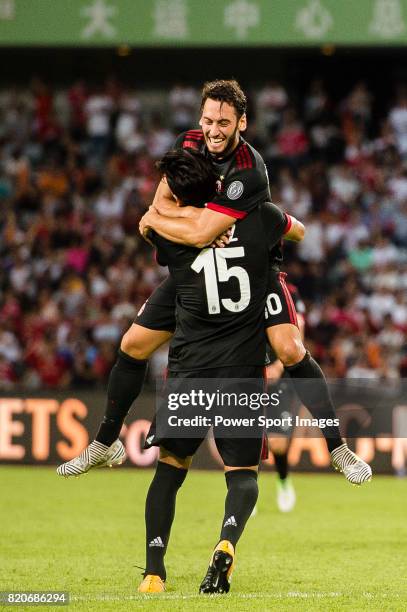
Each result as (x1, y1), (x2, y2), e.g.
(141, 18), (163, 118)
(0, 77), (406, 389)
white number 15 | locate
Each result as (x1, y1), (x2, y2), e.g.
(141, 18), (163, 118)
(191, 247), (251, 314)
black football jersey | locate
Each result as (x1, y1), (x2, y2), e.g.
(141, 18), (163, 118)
(174, 130), (271, 220)
(151, 202), (289, 371)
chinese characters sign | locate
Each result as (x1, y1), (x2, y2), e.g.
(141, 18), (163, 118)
(1, 0), (407, 46)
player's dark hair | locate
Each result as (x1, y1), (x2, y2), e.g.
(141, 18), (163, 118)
(156, 148), (217, 205)
(201, 79), (247, 118)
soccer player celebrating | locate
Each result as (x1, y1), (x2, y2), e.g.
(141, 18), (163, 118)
(140, 81), (372, 488)
(57, 79), (274, 478)
(57, 79), (371, 488)
(137, 148), (303, 595)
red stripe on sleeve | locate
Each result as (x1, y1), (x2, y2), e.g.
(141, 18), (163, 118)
(283, 213), (293, 234)
(183, 140), (199, 149)
(236, 147), (246, 169)
(185, 131), (204, 141)
(206, 202), (247, 219)
(240, 144), (249, 168)
(241, 144), (253, 168)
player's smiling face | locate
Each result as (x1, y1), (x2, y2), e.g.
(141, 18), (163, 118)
(199, 98), (247, 157)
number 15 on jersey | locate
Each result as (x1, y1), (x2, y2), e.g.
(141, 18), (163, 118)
(191, 247), (251, 314)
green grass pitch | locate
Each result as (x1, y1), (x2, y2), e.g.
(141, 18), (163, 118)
(1, 467), (406, 611)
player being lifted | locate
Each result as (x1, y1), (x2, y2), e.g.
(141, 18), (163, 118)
(137, 148), (303, 594)
(57, 80), (371, 488)
(263, 283), (306, 513)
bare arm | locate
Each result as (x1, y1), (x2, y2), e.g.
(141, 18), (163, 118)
(151, 181), (203, 220)
(284, 216), (305, 242)
(151, 179), (176, 209)
(140, 206), (236, 249)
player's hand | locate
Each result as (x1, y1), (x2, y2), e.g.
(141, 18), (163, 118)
(210, 227), (233, 248)
(139, 211), (154, 240)
(265, 360), (284, 382)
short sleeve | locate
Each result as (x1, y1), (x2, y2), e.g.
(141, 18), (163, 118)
(260, 202), (290, 249)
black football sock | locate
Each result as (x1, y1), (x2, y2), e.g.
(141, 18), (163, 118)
(95, 349), (147, 446)
(219, 470), (258, 548)
(273, 451), (288, 480)
(285, 351), (343, 453)
(145, 461), (188, 580)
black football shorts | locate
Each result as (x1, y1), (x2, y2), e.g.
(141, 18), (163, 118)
(264, 271), (299, 329)
(145, 365), (264, 467)
(135, 276), (176, 332)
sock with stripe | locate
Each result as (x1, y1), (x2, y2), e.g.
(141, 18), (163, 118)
(285, 351), (343, 453)
(95, 349), (147, 446)
(219, 470), (258, 548)
(145, 461), (188, 580)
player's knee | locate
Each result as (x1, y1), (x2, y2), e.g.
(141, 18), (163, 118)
(120, 329), (151, 360)
(268, 436), (289, 454)
(159, 448), (192, 470)
(275, 337), (306, 367)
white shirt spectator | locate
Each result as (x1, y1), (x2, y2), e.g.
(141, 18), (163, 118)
(95, 187), (125, 219)
(148, 127), (174, 159)
(89, 271), (110, 298)
(392, 302), (407, 327)
(85, 95), (112, 137)
(389, 102), (407, 155)
(0, 329), (21, 362)
(343, 222), (369, 252)
(388, 173), (407, 202)
(371, 241), (399, 266)
(377, 326), (404, 350)
(169, 85), (199, 130)
(324, 222), (347, 248)
(346, 364), (380, 379)
(10, 261), (31, 293)
(368, 291), (396, 324)
(298, 218), (324, 262)
(111, 301), (137, 321)
(93, 321), (121, 343)
(329, 166), (360, 204)
(115, 92), (142, 151)
(280, 181), (312, 218)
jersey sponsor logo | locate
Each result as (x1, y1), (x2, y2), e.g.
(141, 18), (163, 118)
(227, 180), (244, 200)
